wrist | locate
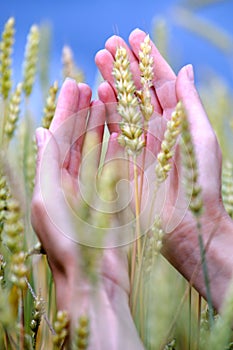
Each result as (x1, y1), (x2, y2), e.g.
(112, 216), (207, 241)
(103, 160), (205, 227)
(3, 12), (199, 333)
(162, 206), (233, 311)
(54, 273), (144, 349)
(201, 211), (233, 311)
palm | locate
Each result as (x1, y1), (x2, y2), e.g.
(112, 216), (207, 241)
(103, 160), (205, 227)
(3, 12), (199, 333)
(95, 29), (223, 265)
(32, 79), (131, 306)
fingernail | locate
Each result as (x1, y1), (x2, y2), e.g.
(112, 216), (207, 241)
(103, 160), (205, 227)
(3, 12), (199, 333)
(186, 64), (194, 82)
(35, 128), (47, 147)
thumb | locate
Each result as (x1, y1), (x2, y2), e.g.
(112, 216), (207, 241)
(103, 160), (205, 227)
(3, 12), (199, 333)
(176, 64), (213, 140)
(34, 127), (60, 198)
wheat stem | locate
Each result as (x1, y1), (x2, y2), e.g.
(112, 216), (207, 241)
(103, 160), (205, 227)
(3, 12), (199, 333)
(19, 290), (25, 350)
(197, 221), (214, 328)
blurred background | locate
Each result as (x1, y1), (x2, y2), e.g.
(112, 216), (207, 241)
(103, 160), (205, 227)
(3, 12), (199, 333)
(1, 0), (233, 128)
(1, 3), (233, 348)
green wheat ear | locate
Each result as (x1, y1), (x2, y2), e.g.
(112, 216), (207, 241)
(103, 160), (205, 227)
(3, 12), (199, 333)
(4, 82), (22, 145)
(2, 193), (28, 290)
(180, 104), (215, 329)
(180, 108), (203, 217)
(155, 101), (183, 183)
(30, 295), (45, 349)
(137, 34), (154, 124)
(22, 25), (40, 97)
(144, 216), (164, 273)
(0, 172), (9, 237)
(0, 286), (14, 330)
(53, 310), (69, 349)
(73, 315), (90, 350)
(3, 196), (24, 253)
(0, 168), (28, 290)
(0, 17), (15, 100)
(42, 80), (59, 129)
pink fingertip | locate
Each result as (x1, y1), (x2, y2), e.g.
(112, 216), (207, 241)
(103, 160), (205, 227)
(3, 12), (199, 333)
(98, 81), (116, 103)
(105, 34), (126, 53)
(110, 132), (119, 140)
(95, 48), (108, 61)
(63, 77), (78, 90)
(129, 28), (146, 41)
(77, 82), (92, 95)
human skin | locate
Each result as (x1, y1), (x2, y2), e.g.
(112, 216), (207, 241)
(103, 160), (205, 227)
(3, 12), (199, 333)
(31, 28), (233, 349)
(31, 79), (145, 349)
(95, 28), (233, 312)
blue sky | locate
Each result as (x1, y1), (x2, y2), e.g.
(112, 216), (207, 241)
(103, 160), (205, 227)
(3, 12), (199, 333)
(1, 0), (233, 112)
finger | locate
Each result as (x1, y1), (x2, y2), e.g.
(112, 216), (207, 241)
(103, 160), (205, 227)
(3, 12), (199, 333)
(176, 64), (214, 142)
(49, 78), (80, 167)
(77, 101), (107, 199)
(176, 64), (222, 197)
(33, 128), (65, 241)
(96, 35), (142, 90)
(67, 83), (92, 176)
(105, 35), (141, 89)
(95, 49), (116, 89)
(50, 78), (79, 133)
(34, 128), (60, 196)
(32, 127), (59, 246)
(33, 127), (80, 247)
(96, 34), (163, 129)
(104, 132), (123, 162)
(70, 83), (92, 148)
(129, 28), (176, 86)
(129, 28), (177, 114)
(83, 99), (106, 170)
(98, 80), (162, 171)
(86, 100), (105, 135)
(77, 83), (92, 110)
(98, 81), (120, 134)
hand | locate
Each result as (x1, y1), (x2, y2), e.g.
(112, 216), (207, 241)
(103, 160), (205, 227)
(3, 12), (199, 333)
(95, 28), (233, 311)
(31, 78), (144, 349)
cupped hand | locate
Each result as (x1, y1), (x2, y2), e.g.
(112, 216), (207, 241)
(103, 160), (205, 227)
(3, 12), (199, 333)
(95, 28), (232, 310)
(31, 78), (144, 349)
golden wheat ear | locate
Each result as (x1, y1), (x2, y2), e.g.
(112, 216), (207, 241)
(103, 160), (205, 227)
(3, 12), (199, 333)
(137, 35), (154, 124)
(113, 46), (145, 156)
(155, 101), (183, 184)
